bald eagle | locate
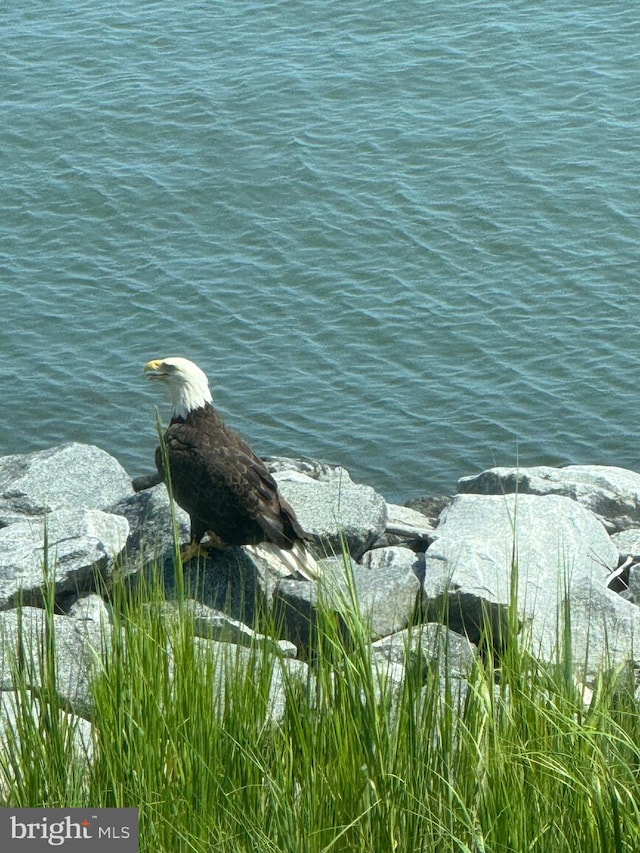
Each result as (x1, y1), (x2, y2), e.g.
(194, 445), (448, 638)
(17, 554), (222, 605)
(144, 356), (318, 580)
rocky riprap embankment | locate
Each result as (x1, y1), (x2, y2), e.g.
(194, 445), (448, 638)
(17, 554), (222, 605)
(2, 442), (640, 742)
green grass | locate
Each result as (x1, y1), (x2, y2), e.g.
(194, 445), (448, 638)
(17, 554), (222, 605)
(2, 542), (640, 851)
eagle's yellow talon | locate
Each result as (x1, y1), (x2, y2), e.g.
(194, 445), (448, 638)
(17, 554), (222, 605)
(180, 541), (211, 562)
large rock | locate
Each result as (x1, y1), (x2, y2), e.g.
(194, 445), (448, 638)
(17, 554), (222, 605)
(0, 606), (110, 718)
(273, 467), (387, 560)
(628, 564), (640, 604)
(458, 465), (640, 532)
(374, 503), (435, 551)
(355, 547), (423, 636)
(264, 456), (337, 480)
(423, 493), (639, 678)
(611, 528), (640, 560)
(145, 599), (297, 656)
(110, 482), (190, 571)
(404, 495), (452, 527)
(0, 508), (129, 609)
(272, 547), (422, 651)
(0, 692), (93, 797)
(372, 623), (476, 711)
(192, 637), (312, 724)
(0, 443), (133, 526)
(373, 623), (476, 683)
(68, 593), (113, 648)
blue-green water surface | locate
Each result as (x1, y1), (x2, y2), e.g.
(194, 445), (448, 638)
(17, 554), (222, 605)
(2, 1), (640, 502)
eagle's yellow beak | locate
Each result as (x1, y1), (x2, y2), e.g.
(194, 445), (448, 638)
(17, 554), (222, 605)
(144, 359), (166, 379)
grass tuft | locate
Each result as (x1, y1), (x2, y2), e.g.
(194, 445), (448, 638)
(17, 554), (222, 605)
(1, 511), (640, 850)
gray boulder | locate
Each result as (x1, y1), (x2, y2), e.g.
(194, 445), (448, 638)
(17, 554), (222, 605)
(0, 508), (129, 609)
(160, 547), (269, 627)
(374, 503), (435, 550)
(611, 529), (640, 561)
(373, 623), (476, 682)
(68, 594), (113, 650)
(459, 464), (640, 532)
(355, 546), (423, 636)
(0, 606), (109, 718)
(192, 637), (312, 724)
(404, 495), (452, 527)
(265, 456), (337, 480)
(274, 467), (387, 560)
(629, 564), (640, 604)
(146, 599), (297, 656)
(0, 599), (305, 726)
(110, 482), (190, 571)
(372, 623), (476, 710)
(0, 443), (133, 526)
(423, 493), (639, 678)
(0, 691), (93, 797)
(271, 578), (320, 653)
(273, 547), (422, 651)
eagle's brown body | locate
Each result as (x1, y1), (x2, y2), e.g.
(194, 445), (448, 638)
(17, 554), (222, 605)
(142, 356), (319, 581)
(157, 401), (305, 550)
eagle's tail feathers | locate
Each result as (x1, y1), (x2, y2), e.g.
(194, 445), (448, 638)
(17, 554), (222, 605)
(244, 541), (321, 581)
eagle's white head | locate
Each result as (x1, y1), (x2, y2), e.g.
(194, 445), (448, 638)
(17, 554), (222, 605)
(144, 356), (213, 419)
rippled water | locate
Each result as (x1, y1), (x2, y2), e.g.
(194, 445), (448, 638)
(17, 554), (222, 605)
(2, 2), (640, 502)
